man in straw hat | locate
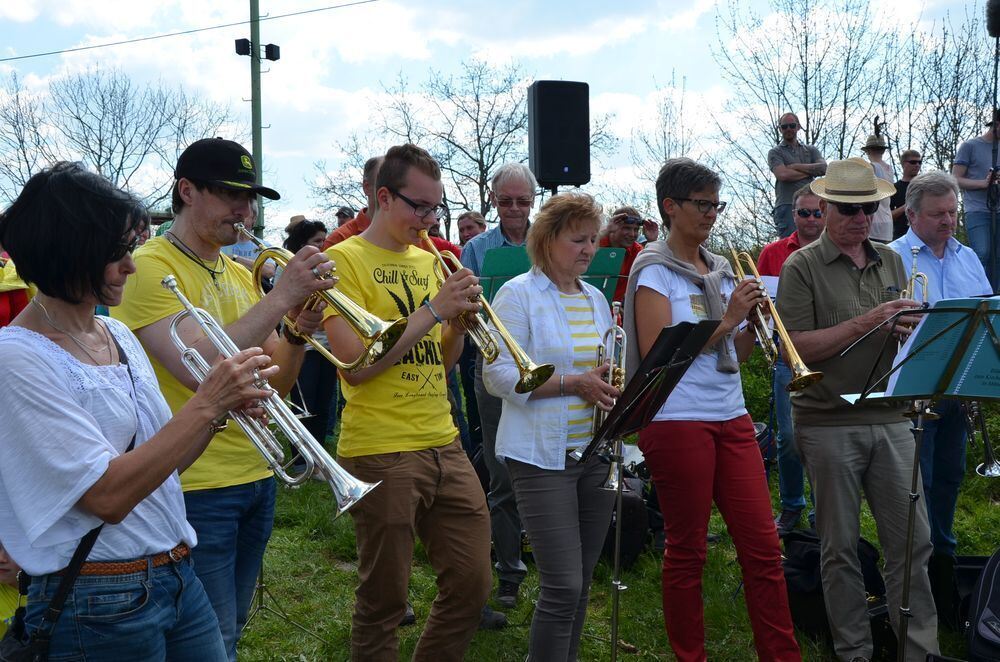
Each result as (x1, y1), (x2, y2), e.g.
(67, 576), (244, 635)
(775, 158), (939, 662)
(860, 130), (895, 243)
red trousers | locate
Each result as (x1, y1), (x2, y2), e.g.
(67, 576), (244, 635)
(639, 415), (801, 662)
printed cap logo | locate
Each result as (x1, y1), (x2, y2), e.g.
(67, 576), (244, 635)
(240, 155), (253, 170)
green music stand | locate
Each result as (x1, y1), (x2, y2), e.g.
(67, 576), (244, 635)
(584, 248), (626, 305)
(479, 246), (625, 305)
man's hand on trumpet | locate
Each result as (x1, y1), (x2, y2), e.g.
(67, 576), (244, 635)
(268, 244), (335, 311)
(857, 298), (923, 339)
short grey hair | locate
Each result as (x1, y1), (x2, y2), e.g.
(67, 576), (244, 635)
(655, 158), (722, 229)
(905, 170), (960, 215)
(490, 163), (538, 194)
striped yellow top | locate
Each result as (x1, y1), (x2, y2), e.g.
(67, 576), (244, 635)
(561, 292), (598, 447)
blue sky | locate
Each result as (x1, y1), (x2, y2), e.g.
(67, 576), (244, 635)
(0, 0), (974, 237)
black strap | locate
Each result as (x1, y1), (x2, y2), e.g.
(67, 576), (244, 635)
(32, 324), (139, 639)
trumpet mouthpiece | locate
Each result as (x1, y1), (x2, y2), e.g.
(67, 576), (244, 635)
(161, 275), (178, 290)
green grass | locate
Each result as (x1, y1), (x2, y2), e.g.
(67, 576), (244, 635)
(239, 369), (1000, 661)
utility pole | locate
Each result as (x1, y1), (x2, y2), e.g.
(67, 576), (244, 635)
(249, 0), (264, 237)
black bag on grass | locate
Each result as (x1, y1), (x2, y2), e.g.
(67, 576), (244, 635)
(967, 545), (1000, 662)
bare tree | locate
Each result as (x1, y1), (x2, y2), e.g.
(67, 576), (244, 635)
(0, 74), (57, 201)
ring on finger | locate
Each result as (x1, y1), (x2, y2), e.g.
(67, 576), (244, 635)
(311, 266), (323, 278)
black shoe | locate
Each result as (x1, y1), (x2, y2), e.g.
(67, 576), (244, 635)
(399, 601), (415, 627)
(774, 509), (802, 537)
(479, 605), (508, 630)
(495, 580), (519, 609)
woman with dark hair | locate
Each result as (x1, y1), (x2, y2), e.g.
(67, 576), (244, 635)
(484, 191), (620, 661)
(623, 158), (800, 661)
(0, 162), (274, 661)
(281, 217), (338, 453)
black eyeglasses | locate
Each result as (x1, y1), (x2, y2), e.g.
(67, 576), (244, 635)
(389, 188), (447, 220)
(795, 209), (823, 219)
(905, 159), (922, 165)
(495, 197), (534, 209)
(833, 201), (880, 216)
(671, 197), (728, 215)
(110, 235), (142, 261)
(779, 123), (798, 130)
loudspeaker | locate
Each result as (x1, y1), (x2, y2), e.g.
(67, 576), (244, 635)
(528, 81), (590, 189)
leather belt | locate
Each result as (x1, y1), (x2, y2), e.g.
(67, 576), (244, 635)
(59, 543), (190, 577)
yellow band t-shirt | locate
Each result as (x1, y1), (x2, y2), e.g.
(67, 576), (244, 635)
(111, 236), (272, 491)
(323, 236), (456, 457)
(0, 583), (17, 638)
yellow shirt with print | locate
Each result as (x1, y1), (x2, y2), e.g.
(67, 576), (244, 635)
(0, 583), (17, 638)
(111, 236), (271, 491)
(323, 236), (457, 457)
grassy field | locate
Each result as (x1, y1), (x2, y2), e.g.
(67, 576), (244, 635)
(240, 357), (1000, 661)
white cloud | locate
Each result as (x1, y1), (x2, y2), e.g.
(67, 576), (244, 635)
(473, 15), (648, 63)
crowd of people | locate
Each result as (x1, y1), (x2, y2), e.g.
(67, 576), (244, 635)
(0, 108), (994, 662)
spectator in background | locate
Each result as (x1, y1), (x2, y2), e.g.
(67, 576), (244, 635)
(861, 134), (895, 242)
(599, 206), (646, 304)
(768, 112), (827, 238)
(953, 111), (1000, 284)
(756, 184), (825, 536)
(0, 250), (31, 327)
(890, 149), (922, 240)
(457, 211), (487, 246)
(322, 157), (383, 250)
(335, 206), (355, 227)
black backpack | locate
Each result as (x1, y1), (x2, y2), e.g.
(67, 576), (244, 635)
(967, 545), (1000, 661)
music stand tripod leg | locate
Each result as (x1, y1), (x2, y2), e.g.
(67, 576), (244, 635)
(242, 562), (331, 646)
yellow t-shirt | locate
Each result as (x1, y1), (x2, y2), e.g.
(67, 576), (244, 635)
(323, 236), (457, 457)
(111, 236), (272, 491)
(0, 583), (18, 638)
(0, 259), (32, 295)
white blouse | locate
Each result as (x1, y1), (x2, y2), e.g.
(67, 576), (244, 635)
(0, 317), (195, 576)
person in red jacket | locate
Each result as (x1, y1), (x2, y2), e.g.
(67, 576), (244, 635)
(598, 206), (658, 304)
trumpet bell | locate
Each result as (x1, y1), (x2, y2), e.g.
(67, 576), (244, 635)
(977, 461), (1000, 479)
(515, 363), (556, 394)
(787, 369), (824, 392)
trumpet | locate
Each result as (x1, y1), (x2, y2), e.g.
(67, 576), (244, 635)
(236, 224), (407, 372)
(418, 230), (554, 393)
(161, 275), (379, 517)
(902, 246), (929, 304)
(729, 246), (823, 392)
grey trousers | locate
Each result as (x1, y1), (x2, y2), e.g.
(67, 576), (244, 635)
(796, 421), (939, 662)
(475, 356), (528, 586)
(507, 456), (615, 662)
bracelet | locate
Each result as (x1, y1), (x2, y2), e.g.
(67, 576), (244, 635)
(424, 300), (444, 325)
(281, 324), (307, 345)
(559, 374), (565, 396)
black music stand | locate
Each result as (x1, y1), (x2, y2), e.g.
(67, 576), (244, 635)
(842, 298), (1000, 662)
(573, 319), (718, 662)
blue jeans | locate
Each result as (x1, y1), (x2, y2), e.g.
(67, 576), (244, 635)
(964, 211), (995, 285)
(27, 556), (226, 661)
(184, 477), (276, 662)
(773, 360), (810, 513)
(919, 399), (967, 557)
(773, 204), (795, 239)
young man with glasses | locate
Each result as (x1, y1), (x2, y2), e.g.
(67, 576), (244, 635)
(776, 159), (939, 662)
(890, 150), (922, 239)
(768, 112), (827, 239)
(321, 143), (492, 661)
(756, 185), (825, 537)
(459, 163), (538, 610)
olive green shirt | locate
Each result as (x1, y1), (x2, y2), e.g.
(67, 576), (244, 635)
(776, 231), (909, 426)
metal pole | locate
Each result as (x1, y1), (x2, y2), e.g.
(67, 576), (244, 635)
(250, 0), (264, 238)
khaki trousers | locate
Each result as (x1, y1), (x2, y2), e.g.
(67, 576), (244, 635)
(339, 439), (491, 662)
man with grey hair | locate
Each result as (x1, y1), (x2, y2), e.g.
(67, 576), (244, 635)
(889, 170), (990, 624)
(460, 162), (537, 609)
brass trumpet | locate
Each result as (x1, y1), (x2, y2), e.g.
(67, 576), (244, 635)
(236, 224), (407, 372)
(966, 401), (1000, 478)
(902, 246), (929, 304)
(418, 230), (554, 393)
(161, 275), (379, 516)
(729, 246), (823, 391)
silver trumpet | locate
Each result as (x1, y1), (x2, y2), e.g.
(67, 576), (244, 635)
(161, 275), (379, 516)
(966, 400), (1000, 478)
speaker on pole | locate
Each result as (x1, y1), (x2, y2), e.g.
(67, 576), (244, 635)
(528, 81), (591, 192)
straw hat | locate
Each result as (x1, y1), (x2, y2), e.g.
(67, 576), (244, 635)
(809, 158), (895, 204)
(285, 214), (307, 233)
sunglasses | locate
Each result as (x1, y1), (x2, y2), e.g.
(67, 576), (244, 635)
(110, 235), (142, 261)
(905, 159), (922, 165)
(833, 201), (880, 216)
(795, 209), (823, 219)
(779, 123), (798, 130)
(495, 197), (534, 209)
(616, 215), (644, 227)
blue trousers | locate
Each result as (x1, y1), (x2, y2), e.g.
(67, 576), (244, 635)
(772, 204), (795, 239)
(184, 477), (276, 662)
(965, 211), (996, 286)
(919, 399), (968, 557)
(773, 360), (812, 514)
(27, 556), (227, 661)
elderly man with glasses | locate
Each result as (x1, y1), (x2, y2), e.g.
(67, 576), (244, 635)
(776, 158), (939, 662)
(460, 163), (537, 611)
(768, 112), (827, 239)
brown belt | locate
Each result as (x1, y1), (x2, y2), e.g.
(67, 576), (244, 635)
(59, 543), (190, 577)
